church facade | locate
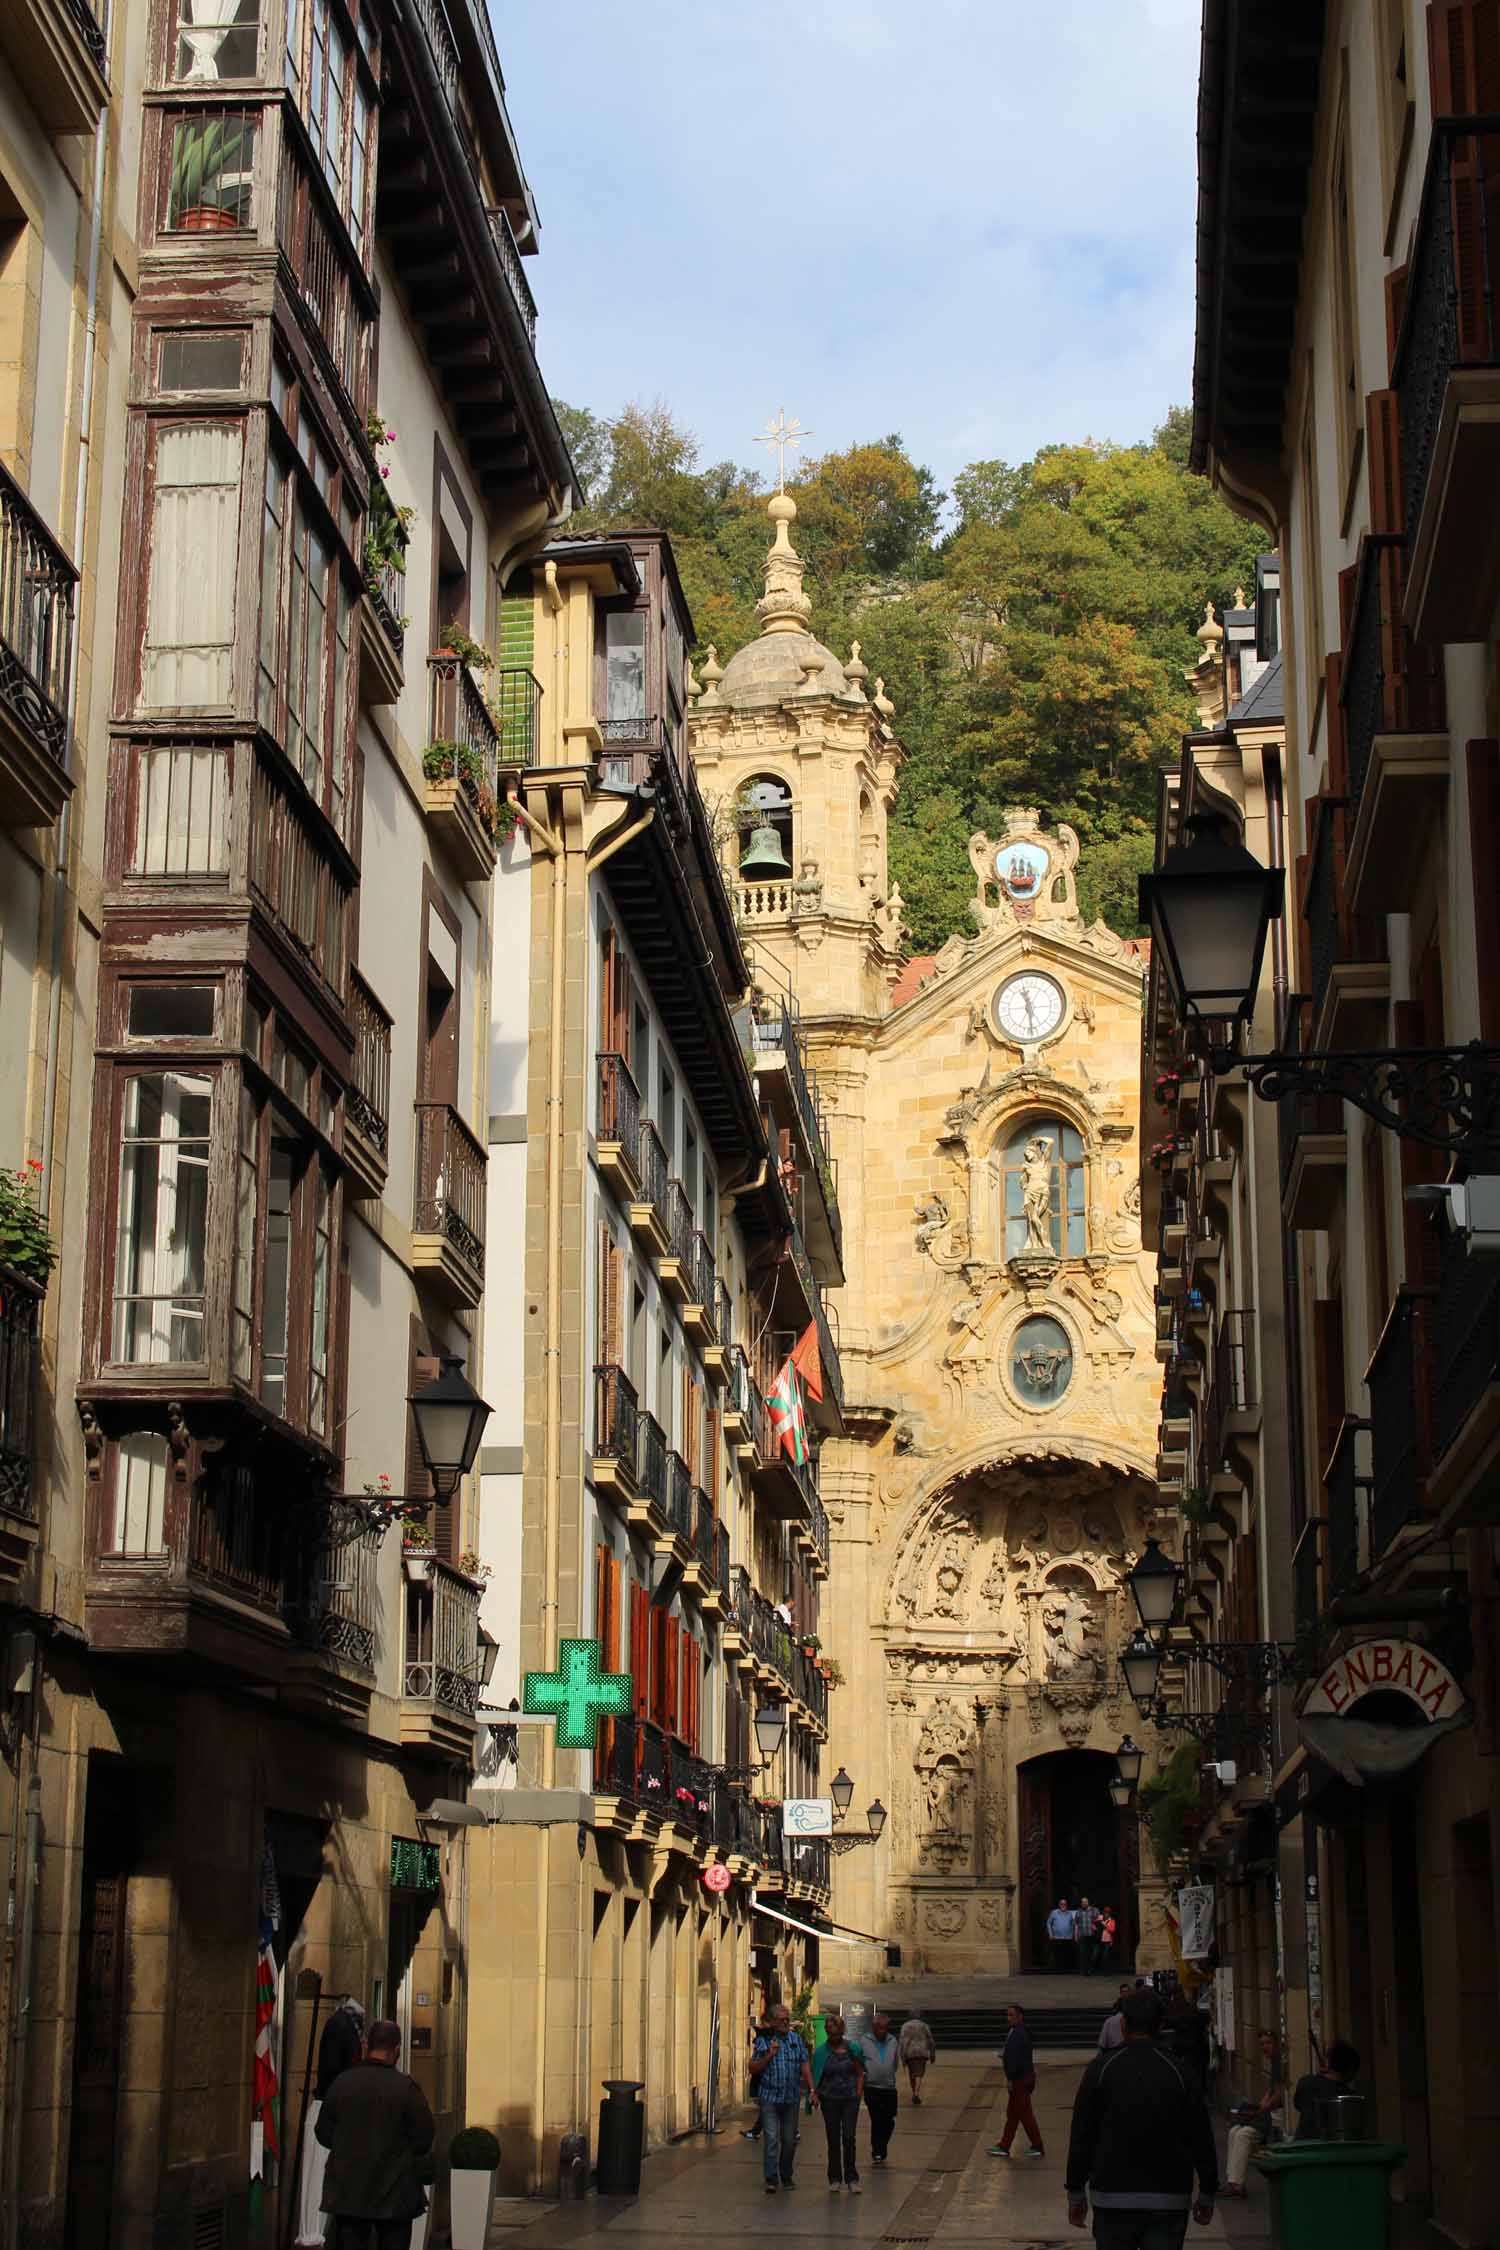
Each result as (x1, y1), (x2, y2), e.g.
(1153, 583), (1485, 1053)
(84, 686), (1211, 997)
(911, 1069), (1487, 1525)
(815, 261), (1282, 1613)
(692, 495), (1174, 1979)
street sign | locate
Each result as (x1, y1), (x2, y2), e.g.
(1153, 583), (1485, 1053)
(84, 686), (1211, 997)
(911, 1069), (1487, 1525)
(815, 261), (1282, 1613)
(782, 1797), (833, 1835)
(703, 1863), (732, 1893)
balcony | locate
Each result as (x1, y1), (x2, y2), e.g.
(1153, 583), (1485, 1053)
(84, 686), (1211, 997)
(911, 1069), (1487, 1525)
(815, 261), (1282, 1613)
(626, 1118), (670, 1256)
(412, 1101), (486, 1307)
(597, 714), (669, 788)
(1293, 1515), (1325, 1641)
(591, 1363), (639, 1503)
(360, 505), (407, 708)
(724, 1563), (752, 1656)
(1429, 1221), (1500, 1518)
(1324, 1414), (1372, 1599)
(1366, 1288), (1435, 1562)
(1338, 533), (1444, 845)
(424, 655), (503, 880)
(0, 1267), (43, 1585)
(624, 1416), (692, 1565)
(657, 1179), (695, 1306)
(1198, 1310), (1257, 1494)
(1395, 120), (1500, 645)
(749, 1590), (793, 1689)
(0, 0), (108, 135)
(702, 1281), (732, 1389)
(1277, 1002), (1346, 1230)
(593, 1714), (671, 1835)
(800, 1486), (830, 1578)
(596, 1053), (642, 1202)
(1301, 795), (1387, 1050)
(401, 1556), (481, 1758)
(682, 1488), (729, 1612)
(0, 461), (78, 829)
(283, 1499), (380, 1722)
(344, 968), (392, 1200)
(493, 665), (542, 772)
(681, 1231), (718, 1344)
(751, 1000), (844, 1280)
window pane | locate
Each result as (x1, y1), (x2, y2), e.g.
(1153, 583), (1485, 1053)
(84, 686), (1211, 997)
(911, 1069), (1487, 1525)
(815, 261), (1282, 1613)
(259, 451), (286, 729)
(232, 1086), (258, 1382)
(260, 1137), (296, 1413)
(165, 110), (256, 231)
(308, 1168), (332, 1431)
(132, 742), (231, 875)
(127, 984), (216, 1039)
(176, 0), (261, 81)
(606, 613), (645, 722)
(142, 424), (242, 708)
(158, 332), (245, 393)
(113, 1072), (213, 1363)
(113, 1434), (170, 1555)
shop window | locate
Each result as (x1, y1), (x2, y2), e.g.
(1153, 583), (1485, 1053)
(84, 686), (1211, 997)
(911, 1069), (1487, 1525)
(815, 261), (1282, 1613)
(162, 108), (256, 232)
(112, 1071), (213, 1363)
(172, 0), (261, 82)
(141, 422), (243, 708)
(1003, 1118), (1086, 1259)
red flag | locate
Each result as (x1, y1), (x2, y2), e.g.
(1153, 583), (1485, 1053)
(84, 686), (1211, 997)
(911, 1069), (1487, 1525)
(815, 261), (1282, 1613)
(791, 1321), (823, 1403)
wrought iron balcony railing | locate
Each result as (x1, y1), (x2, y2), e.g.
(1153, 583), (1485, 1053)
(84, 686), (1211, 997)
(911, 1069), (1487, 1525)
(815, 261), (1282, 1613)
(0, 457), (78, 778)
(486, 205), (538, 344)
(597, 1052), (641, 1172)
(637, 1411), (668, 1511)
(493, 665), (542, 769)
(347, 967), (392, 1159)
(1367, 1287), (1435, 1560)
(637, 1117), (668, 1224)
(1395, 120), (1500, 552)
(292, 1498), (379, 1671)
(413, 1101), (486, 1277)
(664, 1178), (694, 1267)
(593, 1363), (639, 1468)
(363, 501), (408, 659)
(1324, 1414), (1371, 1597)
(1433, 1217), (1500, 1465)
(0, 1265), (42, 1521)
(751, 998), (843, 1265)
(403, 1556), (481, 1716)
(1199, 1309), (1255, 1488)
(427, 652), (501, 820)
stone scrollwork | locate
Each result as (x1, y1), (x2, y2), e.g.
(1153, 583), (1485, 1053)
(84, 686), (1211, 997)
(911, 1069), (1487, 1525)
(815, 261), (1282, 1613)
(923, 1896), (967, 1938)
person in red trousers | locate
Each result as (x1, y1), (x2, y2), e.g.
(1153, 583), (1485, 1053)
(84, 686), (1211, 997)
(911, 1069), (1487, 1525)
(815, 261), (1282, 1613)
(990, 2004), (1045, 2158)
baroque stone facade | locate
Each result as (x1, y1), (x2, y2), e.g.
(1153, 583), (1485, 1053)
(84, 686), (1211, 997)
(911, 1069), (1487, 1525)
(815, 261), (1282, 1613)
(693, 503), (1171, 1976)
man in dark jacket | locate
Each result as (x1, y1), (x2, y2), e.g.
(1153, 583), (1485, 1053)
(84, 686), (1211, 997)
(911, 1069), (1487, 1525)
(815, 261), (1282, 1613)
(317, 2019), (434, 2250)
(1292, 2040), (1360, 2138)
(989, 2004), (1044, 2159)
(1065, 1990), (1217, 2247)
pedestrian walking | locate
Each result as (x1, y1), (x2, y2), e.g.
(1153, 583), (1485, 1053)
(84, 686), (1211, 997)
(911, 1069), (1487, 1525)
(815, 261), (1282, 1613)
(1220, 2030), (1282, 2197)
(1048, 1897), (1077, 1974)
(742, 2006), (773, 2142)
(812, 2015), (866, 2192)
(748, 2002), (817, 2194)
(315, 2018), (434, 2250)
(1074, 1898), (1101, 1975)
(1292, 2040), (1360, 2138)
(296, 1997), (366, 2247)
(898, 2011), (935, 2103)
(860, 2012), (902, 2166)
(1097, 1985), (1134, 2053)
(1064, 1989), (1218, 2247)
(989, 2003), (1045, 2159)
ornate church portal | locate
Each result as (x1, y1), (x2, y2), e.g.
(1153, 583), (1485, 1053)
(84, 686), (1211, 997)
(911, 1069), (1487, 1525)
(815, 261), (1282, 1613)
(691, 492), (1174, 1980)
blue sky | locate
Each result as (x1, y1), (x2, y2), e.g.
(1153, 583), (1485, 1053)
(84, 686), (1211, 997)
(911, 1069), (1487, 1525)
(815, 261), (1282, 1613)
(497, 0), (1204, 494)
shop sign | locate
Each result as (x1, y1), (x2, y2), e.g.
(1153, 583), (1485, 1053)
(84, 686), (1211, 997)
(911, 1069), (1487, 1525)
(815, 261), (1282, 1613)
(1178, 1883), (1214, 1960)
(1302, 1638), (1464, 1723)
(390, 1838), (440, 1892)
(521, 1637), (633, 1749)
(703, 1863), (732, 1894)
(783, 1797), (833, 1835)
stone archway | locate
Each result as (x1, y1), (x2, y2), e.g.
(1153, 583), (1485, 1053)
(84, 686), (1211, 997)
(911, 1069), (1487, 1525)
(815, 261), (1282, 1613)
(877, 1452), (1157, 1977)
(1016, 1749), (1138, 1972)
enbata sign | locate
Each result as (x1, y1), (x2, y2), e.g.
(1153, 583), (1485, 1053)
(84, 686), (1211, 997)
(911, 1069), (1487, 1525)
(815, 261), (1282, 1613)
(1302, 1638), (1465, 1724)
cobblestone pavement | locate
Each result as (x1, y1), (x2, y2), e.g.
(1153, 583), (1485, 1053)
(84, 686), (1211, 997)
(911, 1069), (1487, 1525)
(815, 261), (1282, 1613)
(502, 2050), (1274, 2250)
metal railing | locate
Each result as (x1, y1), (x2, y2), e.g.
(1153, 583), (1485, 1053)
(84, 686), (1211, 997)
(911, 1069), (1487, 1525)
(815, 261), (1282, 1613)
(690, 1229), (716, 1319)
(1395, 120), (1500, 551)
(730, 1564), (753, 1641)
(666, 1450), (693, 1542)
(751, 999), (843, 1264)
(404, 1557), (481, 1716)
(664, 1178), (693, 1267)
(1293, 1516), (1325, 1640)
(597, 1053), (641, 1172)
(293, 1499), (379, 1671)
(0, 1266), (42, 1521)
(189, 1459), (286, 1613)
(593, 1363), (639, 1467)
(1324, 1415), (1371, 1596)
(427, 653), (501, 828)
(1200, 1310), (1254, 1486)
(413, 1101), (486, 1277)
(1367, 1288), (1434, 1560)
(807, 1486), (830, 1568)
(637, 1411), (668, 1511)
(363, 497), (408, 659)
(1433, 1217), (1500, 1463)
(60, 0), (109, 69)
(713, 1278), (732, 1344)
(493, 664), (542, 769)
(486, 205), (538, 344)
(347, 968), (392, 1159)
(1302, 795), (1348, 1022)
(0, 458), (78, 778)
(636, 1117), (668, 1228)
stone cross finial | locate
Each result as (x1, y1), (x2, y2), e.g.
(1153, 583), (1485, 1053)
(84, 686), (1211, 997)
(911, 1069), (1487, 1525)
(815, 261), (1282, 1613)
(755, 407), (812, 493)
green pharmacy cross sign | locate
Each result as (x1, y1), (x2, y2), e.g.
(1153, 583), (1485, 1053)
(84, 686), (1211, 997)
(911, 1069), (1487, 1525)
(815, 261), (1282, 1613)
(522, 1638), (633, 1751)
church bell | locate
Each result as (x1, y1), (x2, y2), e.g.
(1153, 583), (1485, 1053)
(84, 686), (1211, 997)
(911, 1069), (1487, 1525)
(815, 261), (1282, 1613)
(740, 820), (791, 877)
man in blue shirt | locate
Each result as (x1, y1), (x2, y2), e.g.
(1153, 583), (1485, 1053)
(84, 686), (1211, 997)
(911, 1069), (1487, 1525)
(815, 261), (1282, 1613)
(748, 2003), (817, 2193)
(1047, 1898), (1076, 1974)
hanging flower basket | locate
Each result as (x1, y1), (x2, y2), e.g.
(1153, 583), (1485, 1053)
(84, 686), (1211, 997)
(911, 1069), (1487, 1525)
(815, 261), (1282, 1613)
(403, 1549), (436, 1584)
(1154, 1070), (1183, 1105)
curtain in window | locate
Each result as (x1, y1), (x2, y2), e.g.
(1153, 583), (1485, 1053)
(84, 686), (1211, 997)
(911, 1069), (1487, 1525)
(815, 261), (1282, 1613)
(132, 742), (231, 876)
(113, 1434), (171, 1555)
(113, 1072), (213, 1362)
(142, 425), (242, 708)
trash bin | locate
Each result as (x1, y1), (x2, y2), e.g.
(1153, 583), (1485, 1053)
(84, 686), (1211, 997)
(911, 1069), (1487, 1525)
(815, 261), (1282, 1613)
(805, 2012), (826, 2050)
(1252, 2141), (1407, 2249)
(596, 2080), (645, 2196)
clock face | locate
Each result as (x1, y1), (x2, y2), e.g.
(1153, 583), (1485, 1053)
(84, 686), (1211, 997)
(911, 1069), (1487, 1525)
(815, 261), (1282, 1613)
(994, 973), (1065, 1044)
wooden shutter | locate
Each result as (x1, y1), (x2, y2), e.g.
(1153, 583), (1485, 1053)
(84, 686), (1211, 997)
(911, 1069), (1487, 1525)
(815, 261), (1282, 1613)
(1365, 390), (1404, 537)
(629, 1580), (650, 1718)
(595, 1545), (621, 1770)
(1384, 264), (1409, 380)
(615, 952), (633, 1070)
(1466, 741), (1500, 1039)
(1324, 655), (1349, 799)
(1312, 1297), (1347, 1485)
(595, 1222), (622, 1368)
(704, 1405), (721, 1507)
(679, 1634), (696, 1752)
(681, 1368), (700, 1483)
(1428, 0), (1500, 113)
(600, 924), (617, 1050)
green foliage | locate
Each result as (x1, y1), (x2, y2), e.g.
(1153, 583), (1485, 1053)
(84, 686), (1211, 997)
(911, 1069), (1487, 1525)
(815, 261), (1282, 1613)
(0, 1164), (55, 1287)
(169, 113), (253, 223)
(436, 625), (493, 670)
(552, 397), (1264, 946)
(1138, 1741), (1213, 1871)
(422, 741), (500, 839)
(448, 2126), (501, 2171)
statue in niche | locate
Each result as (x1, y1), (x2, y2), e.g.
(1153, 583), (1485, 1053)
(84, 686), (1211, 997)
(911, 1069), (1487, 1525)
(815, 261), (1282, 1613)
(930, 1532), (972, 1619)
(923, 1757), (972, 1838)
(1043, 1587), (1101, 1677)
(1020, 1137), (1055, 1253)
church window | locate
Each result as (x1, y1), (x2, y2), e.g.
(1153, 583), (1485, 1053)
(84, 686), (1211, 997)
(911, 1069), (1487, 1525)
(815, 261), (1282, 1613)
(1003, 1119), (1085, 1258)
(737, 774), (793, 879)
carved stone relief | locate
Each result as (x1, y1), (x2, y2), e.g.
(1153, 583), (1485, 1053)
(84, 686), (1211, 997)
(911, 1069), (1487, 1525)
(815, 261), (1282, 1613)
(923, 1897), (967, 1938)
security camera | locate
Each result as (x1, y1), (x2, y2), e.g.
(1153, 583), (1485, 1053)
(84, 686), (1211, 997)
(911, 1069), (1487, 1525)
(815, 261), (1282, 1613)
(1203, 1759), (1237, 1786)
(1405, 1177), (1500, 1256)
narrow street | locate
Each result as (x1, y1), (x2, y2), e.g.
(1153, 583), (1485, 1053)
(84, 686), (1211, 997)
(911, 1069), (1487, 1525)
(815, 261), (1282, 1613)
(505, 2050), (1273, 2250)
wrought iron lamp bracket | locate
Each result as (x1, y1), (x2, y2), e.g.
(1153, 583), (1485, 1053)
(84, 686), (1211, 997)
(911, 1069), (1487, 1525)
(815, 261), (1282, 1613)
(1139, 1702), (1273, 1760)
(1211, 1039), (1500, 1163)
(1180, 1639), (1299, 1690)
(827, 1830), (881, 1855)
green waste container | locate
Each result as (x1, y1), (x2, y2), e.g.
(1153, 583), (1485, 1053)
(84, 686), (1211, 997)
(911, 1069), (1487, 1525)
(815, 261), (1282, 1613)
(1252, 2141), (1407, 2249)
(804, 2012), (826, 2050)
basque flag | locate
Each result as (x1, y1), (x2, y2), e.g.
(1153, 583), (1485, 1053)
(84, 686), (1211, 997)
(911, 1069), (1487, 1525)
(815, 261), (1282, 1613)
(766, 1356), (810, 1467)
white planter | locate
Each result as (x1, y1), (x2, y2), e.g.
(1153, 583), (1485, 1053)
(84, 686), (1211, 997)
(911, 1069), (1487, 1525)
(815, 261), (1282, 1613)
(449, 2167), (495, 2250)
(407, 2205), (431, 2250)
(403, 1552), (435, 1584)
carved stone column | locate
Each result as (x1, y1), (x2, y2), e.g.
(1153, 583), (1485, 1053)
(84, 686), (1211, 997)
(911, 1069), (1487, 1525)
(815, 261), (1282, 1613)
(976, 1696), (1009, 1880)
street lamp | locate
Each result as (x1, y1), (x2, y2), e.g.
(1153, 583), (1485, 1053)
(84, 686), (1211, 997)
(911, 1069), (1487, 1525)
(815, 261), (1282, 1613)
(410, 1354), (493, 1501)
(754, 1702), (788, 1765)
(829, 1766), (855, 1821)
(1127, 1538), (1181, 1636)
(473, 1624), (500, 1693)
(1121, 1631), (1163, 1713)
(1113, 1734), (1144, 1789)
(826, 1790), (888, 1856)
(866, 1799), (888, 1841)
(1107, 1776), (1135, 1811)
(1139, 817), (1284, 1030)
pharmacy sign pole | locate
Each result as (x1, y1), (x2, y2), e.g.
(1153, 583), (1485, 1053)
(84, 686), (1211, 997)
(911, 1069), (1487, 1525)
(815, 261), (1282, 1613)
(522, 1638), (633, 1750)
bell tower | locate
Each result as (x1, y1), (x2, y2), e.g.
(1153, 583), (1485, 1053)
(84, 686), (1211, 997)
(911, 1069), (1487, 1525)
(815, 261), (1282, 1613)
(689, 489), (905, 1022)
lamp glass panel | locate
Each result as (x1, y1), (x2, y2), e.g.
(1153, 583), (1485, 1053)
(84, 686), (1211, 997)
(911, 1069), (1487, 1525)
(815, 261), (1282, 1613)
(1121, 1636), (1161, 1704)
(867, 1800), (888, 1840)
(1152, 875), (1271, 1016)
(754, 1704), (786, 1760)
(830, 1767), (854, 1815)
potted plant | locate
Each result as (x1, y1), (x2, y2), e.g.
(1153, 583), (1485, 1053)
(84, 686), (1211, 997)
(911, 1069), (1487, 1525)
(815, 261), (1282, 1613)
(456, 1549), (492, 1582)
(1153, 1069), (1183, 1105)
(447, 2127), (500, 2250)
(1138, 1741), (1214, 1870)
(433, 624), (493, 672)
(402, 1516), (435, 1581)
(820, 1659), (845, 1689)
(0, 1162), (55, 1289)
(168, 113), (253, 232)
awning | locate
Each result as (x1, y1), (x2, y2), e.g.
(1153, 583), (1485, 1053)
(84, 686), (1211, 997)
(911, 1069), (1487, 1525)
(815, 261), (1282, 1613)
(749, 1894), (884, 1948)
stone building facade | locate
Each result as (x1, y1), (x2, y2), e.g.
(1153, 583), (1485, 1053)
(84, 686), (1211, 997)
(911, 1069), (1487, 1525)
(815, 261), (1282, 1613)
(693, 498), (1170, 1981)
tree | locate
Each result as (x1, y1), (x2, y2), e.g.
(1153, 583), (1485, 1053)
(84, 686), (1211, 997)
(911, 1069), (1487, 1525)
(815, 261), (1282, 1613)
(552, 399), (612, 506)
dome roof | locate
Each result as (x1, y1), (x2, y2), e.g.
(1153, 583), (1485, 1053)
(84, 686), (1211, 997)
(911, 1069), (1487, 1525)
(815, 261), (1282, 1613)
(715, 630), (849, 707)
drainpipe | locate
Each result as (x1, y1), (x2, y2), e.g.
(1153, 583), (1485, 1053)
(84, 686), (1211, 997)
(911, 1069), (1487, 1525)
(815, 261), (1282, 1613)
(4, 1772), (42, 2250)
(40, 97), (110, 1216)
